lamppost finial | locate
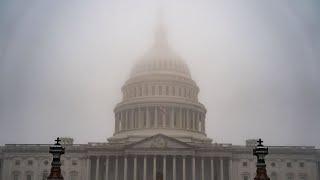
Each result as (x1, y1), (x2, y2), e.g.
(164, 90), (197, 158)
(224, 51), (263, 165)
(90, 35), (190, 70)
(47, 137), (65, 180)
(253, 138), (270, 180)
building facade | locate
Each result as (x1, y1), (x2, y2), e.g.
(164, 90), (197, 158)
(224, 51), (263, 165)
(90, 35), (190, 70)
(1, 20), (319, 180)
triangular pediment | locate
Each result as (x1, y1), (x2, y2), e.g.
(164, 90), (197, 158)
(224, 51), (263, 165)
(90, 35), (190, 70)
(126, 134), (193, 150)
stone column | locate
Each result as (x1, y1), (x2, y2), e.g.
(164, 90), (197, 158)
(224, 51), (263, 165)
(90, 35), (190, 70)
(115, 113), (119, 133)
(124, 111), (127, 130)
(173, 156), (176, 180)
(143, 156), (147, 180)
(182, 156), (186, 180)
(146, 107), (150, 128)
(119, 112), (123, 131)
(202, 114), (205, 133)
(124, 156), (128, 180)
(155, 107), (158, 128)
(211, 158), (214, 180)
(163, 156), (166, 180)
(105, 157), (109, 180)
(179, 107), (183, 128)
(87, 157), (91, 180)
(121, 111), (124, 130)
(228, 158), (232, 180)
(96, 157), (100, 180)
(192, 111), (195, 130)
(162, 107), (166, 128)
(201, 157), (204, 180)
(186, 109), (189, 129)
(220, 158), (224, 180)
(133, 156), (137, 180)
(192, 156), (196, 180)
(138, 107), (141, 128)
(153, 156), (157, 180)
(115, 157), (118, 180)
(131, 109), (134, 129)
(171, 107), (174, 128)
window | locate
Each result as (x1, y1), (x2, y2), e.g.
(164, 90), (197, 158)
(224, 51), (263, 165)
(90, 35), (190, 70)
(28, 160), (33, 166)
(13, 172), (20, 180)
(15, 160), (20, 166)
(166, 86), (169, 95)
(242, 162), (248, 167)
(13, 174), (19, 180)
(241, 172), (250, 180)
(70, 171), (78, 180)
(159, 86), (162, 95)
(287, 162), (292, 168)
(43, 160), (49, 166)
(271, 172), (277, 180)
(299, 162), (304, 168)
(299, 174), (307, 180)
(26, 174), (32, 180)
(72, 160), (77, 166)
(287, 173), (294, 180)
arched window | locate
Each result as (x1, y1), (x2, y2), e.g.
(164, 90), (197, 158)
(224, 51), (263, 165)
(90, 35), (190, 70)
(12, 171), (21, 180)
(70, 171), (79, 180)
(25, 171), (33, 180)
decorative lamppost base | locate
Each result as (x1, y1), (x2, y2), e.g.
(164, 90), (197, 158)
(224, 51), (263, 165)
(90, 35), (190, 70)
(254, 168), (270, 180)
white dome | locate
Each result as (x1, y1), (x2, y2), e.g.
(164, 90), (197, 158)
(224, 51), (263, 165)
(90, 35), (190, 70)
(130, 46), (191, 78)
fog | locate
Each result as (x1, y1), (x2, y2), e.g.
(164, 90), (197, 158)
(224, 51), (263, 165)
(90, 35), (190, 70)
(0, 0), (319, 147)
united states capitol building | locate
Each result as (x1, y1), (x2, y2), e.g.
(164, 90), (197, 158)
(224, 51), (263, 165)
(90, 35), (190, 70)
(1, 19), (319, 180)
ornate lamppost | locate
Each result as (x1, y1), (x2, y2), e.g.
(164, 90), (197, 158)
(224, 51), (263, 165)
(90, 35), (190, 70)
(47, 137), (65, 180)
(253, 138), (270, 180)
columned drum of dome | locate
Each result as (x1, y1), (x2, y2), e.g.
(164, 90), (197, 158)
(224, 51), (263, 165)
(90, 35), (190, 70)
(109, 19), (211, 144)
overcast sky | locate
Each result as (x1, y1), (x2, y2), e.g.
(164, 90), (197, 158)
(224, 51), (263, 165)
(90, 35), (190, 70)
(0, 0), (319, 147)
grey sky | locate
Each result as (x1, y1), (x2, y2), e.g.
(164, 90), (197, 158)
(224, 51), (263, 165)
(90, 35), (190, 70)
(0, 0), (319, 147)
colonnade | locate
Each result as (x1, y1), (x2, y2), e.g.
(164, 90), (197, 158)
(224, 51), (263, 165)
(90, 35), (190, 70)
(88, 155), (232, 180)
(123, 83), (198, 101)
(115, 106), (205, 133)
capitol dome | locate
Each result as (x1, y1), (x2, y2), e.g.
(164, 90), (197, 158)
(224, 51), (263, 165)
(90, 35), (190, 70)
(130, 43), (191, 78)
(109, 18), (211, 144)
